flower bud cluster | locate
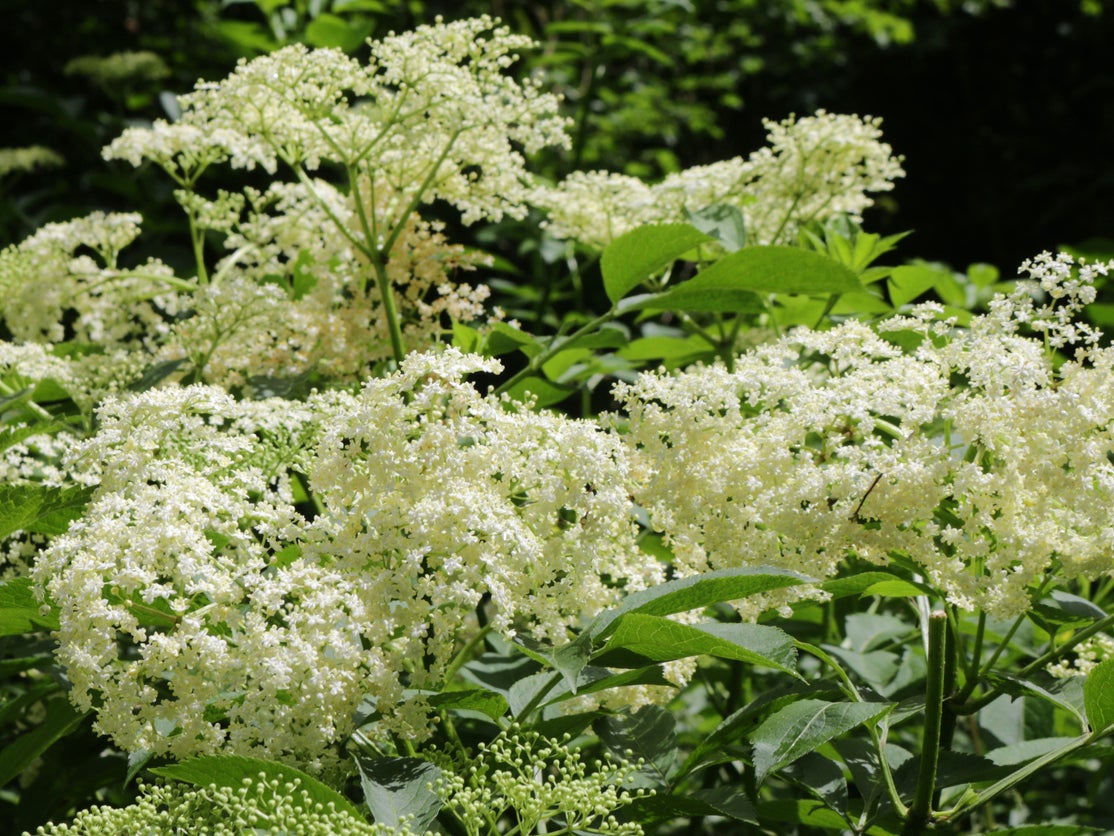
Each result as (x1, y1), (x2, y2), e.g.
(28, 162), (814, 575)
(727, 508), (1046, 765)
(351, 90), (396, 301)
(28, 774), (399, 835)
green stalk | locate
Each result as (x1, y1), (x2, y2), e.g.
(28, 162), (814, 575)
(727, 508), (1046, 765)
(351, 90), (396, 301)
(902, 610), (948, 836)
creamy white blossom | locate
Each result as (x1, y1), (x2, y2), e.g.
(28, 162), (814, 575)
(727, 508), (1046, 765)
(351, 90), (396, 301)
(536, 110), (904, 249)
(617, 252), (1114, 619)
(36, 351), (663, 770)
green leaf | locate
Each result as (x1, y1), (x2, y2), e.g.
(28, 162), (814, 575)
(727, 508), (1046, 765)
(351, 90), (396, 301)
(600, 223), (713, 304)
(153, 754), (366, 823)
(0, 697), (88, 787)
(513, 632), (593, 694)
(426, 689), (508, 722)
(684, 204), (747, 252)
(0, 577), (59, 634)
(598, 705), (676, 787)
(354, 755), (442, 831)
(750, 699), (891, 785)
(651, 246), (861, 312)
(1084, 657), (1114, 734)
(821, 571), (929, 600)
(304, 13), (373, 52)
(596, 614), (799, 676)
(0, 483), (93, 543)
(590, 567), (812, 640)
(626, 787), (757, 824)
(502, 375), (573, 407)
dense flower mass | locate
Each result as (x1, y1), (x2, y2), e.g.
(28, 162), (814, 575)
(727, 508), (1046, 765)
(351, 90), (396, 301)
(534, 110), (904, 249)
(617, 252), (1114, 619)
(34, 350), (662, 771)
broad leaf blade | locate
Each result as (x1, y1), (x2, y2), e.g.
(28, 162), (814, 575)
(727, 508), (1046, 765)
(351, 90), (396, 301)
(0, 577), (60, 634)
(601, 223), (714, 304)
(0, 698), (89, 787)
(1084, 657), (1114, 734)
(590, 567), (812, 640)
(751, 699), (891, 786)
(353, 755), (443, 831)
(648, 245), (861, 313)
(596, 613), (798, 675)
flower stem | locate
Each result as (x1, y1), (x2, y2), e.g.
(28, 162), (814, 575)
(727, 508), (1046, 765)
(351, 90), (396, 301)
(902, 610), (948, 835)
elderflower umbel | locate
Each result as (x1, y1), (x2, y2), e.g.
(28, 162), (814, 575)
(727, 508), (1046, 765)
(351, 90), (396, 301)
(535, 110), (904, 249)
(36, 350), (664, 770)
(617, 252), (1114, 619)
(106, 16), (569, 229)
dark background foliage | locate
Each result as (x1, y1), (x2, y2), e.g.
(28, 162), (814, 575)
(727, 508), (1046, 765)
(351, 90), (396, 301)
(2, 0), (1112, 272)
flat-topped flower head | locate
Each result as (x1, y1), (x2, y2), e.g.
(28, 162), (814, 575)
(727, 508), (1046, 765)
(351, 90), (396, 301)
(617, 252), (1114, 619)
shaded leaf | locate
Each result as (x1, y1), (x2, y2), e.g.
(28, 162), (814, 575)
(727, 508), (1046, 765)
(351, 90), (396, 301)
(354, 755), (442, 832)
(751, 699), (891, 785)
(0, 698), (88, 787)
(0, 577), (59, 634)
(598, 705), (676, 787)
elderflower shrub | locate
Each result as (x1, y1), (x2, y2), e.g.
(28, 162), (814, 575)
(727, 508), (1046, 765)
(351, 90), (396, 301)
(34, 350), (663, 771)
(617, 251), (1114, 619)
(27, 775), (399, 836)
(534, 110), (904, 249)
(431, 725), (650, 836)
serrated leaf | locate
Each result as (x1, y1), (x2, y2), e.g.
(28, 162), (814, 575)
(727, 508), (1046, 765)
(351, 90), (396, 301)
(596, 614), (798, 675)
(0, 577), (59, 634)
(751, 699), (891, 785)
(601, 223), (714, 304)
(514, 631), (593, 694)
(353, 755), (442, 831)
(1084, 657), (1114, 734)
(783, 751), (847, 814)
(598, 705), (676, 786)
(590, 566), (812, 640)
(153, 754), (366, 823)
(0, 484), (93, 541)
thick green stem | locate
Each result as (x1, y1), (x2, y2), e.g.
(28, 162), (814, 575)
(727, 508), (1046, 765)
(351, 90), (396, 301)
(902, 610), (948, 836)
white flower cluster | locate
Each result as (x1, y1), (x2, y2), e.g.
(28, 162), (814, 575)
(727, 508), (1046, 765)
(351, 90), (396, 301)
(0, 212), (180, 349)
(105, 16), (569, 229)
(28, 775), (397, 836)
(535, 110), (904, 249)
(35, 350), (662, 770)
(616, 252), (1114, 619)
